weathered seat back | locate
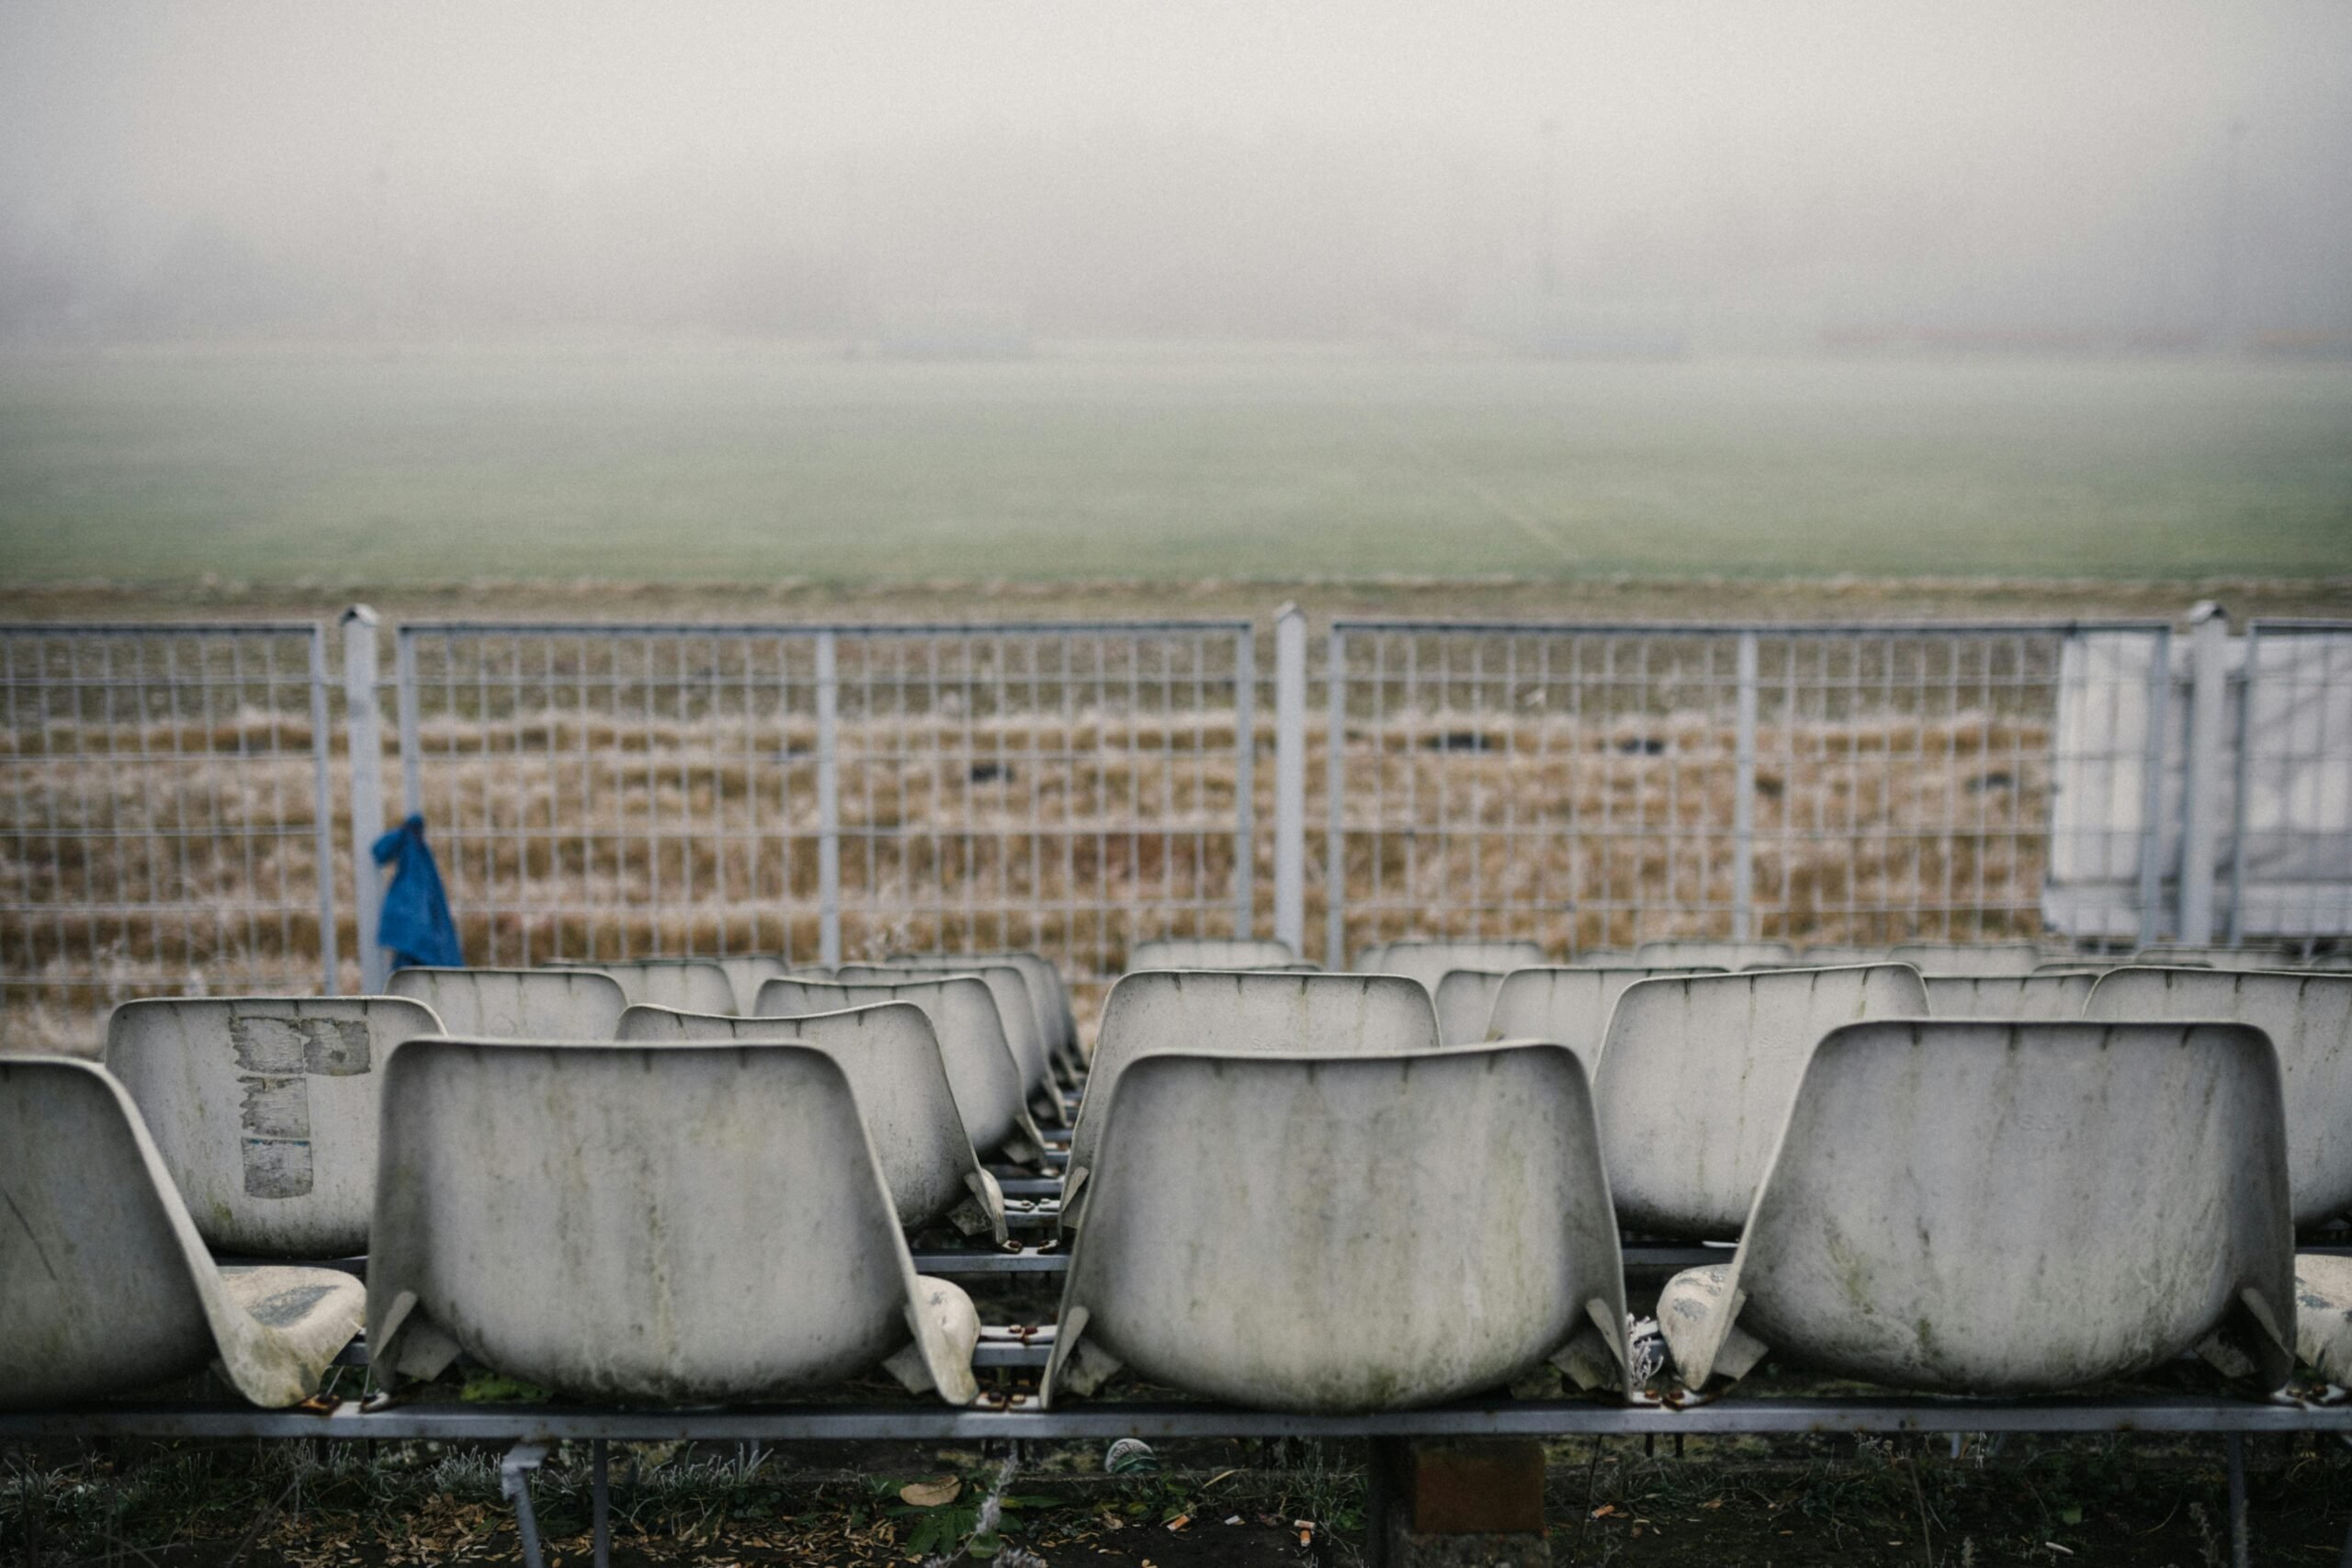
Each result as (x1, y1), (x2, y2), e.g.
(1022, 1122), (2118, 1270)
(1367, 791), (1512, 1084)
(1067, 971), (1442, 1219)
(2086, 967), (2352, 1225)
(1795, 944), (1888, 966)
(1922, 973), (2096, 1021)
(105, 996), (442, 1257)
(755, 975), (1039, 1159)
(616, 1002), (1005, 1240)
(837, 961), (1051, 1103)
(2132, 944), (2297, 971)
(1632, 939), (1799, 970)
(1481, 965), (1726, 1070)
(1659, 1021), (2294, 1393)
(711, 956), (793, 1012)
(1046, 1043), (1628, 1411)
(1890, 941), (2044, 976)
(0, 1056), (365, 1408)
(387, 967), (627, 1039)
(1127, 936), (1301, 971)
(971, 950), (1084, 1076)
(1432, 969), (1510, 1045)
(1593, 964), (1928, 1237)
(1357, 939), (1546, 996)
(552, 959), (738, 1017)
(366, 1037), (977, 1404)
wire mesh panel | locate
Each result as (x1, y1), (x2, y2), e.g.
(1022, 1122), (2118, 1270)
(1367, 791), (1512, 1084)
(0, 623), (336, 1050)
(390, 621), (1256, 987)
(392, 624), (826, 972)
(1324, 620), (2172, 965)
(828, 624), (1254, 978)
(2231, 620), (2352, 942)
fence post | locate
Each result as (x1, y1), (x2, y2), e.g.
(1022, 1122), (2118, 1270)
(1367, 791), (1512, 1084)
(309, 625), (342, 996)
(1324, 624), (1348, 968)
(2132, 626), (2173, 950)
(1733, 631), (1758, 942)
(395, 626), (423, 817)
(1233, 626), (1257, 935)
(1272, 605), (1306, 955)
(341, 606), (385, 993)
(814, 629), (842, 968)
(2226, 622), (2258, 945)
(2178, 602), (2229, 945)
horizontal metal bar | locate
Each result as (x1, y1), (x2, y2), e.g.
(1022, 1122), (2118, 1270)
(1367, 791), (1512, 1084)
(0, 622), (328, 637)
(910, 1247), (1068, 1274)
(6, 1394), (2344, 1444)
(1623, 1247), (1732, 1269)
(1328, 617), (2176, 636)
(394, 620), (1253, 637)
(997, 1178), (1064, 1198)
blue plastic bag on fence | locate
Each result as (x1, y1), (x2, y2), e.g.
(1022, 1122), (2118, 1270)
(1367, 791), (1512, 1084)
(373, 814), (462, 970)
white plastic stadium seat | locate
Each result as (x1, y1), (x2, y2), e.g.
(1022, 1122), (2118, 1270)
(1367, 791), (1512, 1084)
(105, 996), (443, 1258)
(1357, 939), (1546, 997)
(550, 959), (738, 1017)
(994, 950), (1086, 1080)
(756, 975), (1046, 1162)
(366, 1037), (978, 1404)
(1632, 939), (1799, 970)
(1, 1056), (365, 1408)
(616, 1001), (1008, 1244)
(1658, 1021), (2295, 1393)
(1062, 971), (1440, 1232)
(1128, 936), (1301, 971)
(1045, 1043), (1629, 1411)
(711, 956), (793, 1013)
(2298, 1253), (2352, 1383)
(1480, 965), (1725, 1070)
(1594, 964), (1929, 1238)
(387, 966), (627, 1039)
(837, 961), (1060, 1122)
(1795, 944), (1888, 966)
(2133, 945), (2290, 971)
(2086, 968), (2352, 1226)
(898, 951), (1084, 1084)
(1432, 969), (1510, 1045)
(1889, 941), (2044, 976)
(1921, 973), (2096, 1021)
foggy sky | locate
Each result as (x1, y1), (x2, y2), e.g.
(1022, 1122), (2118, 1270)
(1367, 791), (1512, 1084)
(3, 1), (2348, 345)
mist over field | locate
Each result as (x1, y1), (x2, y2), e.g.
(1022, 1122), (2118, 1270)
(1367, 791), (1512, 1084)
(1, 3), (2348, 590)
(3, 0), (2349, 348)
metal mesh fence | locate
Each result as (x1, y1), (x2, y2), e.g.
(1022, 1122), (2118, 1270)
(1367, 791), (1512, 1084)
(2231, 620), (2352, 941)
(6, 608), (2341, 1043)
(1323, 619), (2175, 964)
(0, 623), (336, 1048)
(389, 621), (1256, 985)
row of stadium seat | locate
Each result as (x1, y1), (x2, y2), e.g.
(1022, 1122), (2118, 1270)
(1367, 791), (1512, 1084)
(7, 942), (2351, 1416)
(11, 1001), (2348, 1414)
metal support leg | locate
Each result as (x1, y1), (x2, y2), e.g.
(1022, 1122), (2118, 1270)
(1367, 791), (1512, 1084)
(501, 1441), (550, 1568)
(593, 1438), (611, 1568)
(2226, 1432), (2249, 1568)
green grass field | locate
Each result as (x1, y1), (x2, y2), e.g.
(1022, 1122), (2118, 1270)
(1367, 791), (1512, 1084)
(3, 344), (2348, 585)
